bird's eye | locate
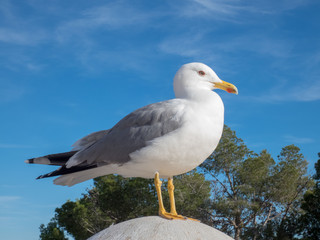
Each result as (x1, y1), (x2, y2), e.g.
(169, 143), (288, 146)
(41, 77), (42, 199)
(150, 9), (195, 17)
(198, 70), (205, 76)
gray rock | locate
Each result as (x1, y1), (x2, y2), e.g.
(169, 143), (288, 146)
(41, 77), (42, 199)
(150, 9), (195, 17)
(88, 216), (234, 240)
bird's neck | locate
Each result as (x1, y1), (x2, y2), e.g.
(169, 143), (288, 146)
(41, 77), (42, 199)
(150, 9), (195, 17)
(175, 88), (220, 103)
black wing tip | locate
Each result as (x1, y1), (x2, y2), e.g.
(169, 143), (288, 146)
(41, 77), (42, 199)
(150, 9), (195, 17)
(26, 151), (78, 166)
(36, 175), (46, 180)
(35, 164), (98, 180)
(25, 158), (34, 164)
(36, 169), (60, 179)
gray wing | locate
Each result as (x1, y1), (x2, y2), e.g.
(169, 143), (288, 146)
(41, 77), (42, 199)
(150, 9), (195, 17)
(71, 130), (110, 151)
(66, 99), (185, 168)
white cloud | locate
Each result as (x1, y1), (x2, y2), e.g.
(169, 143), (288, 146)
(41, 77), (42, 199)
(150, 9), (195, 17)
(184, 0), (244, 17)
(0, 196), (21, 204)
(0, 28), (47, 45)
(0, 82), (28, 103)
(284, 135), (314, 144)
(158, 30), (293, 68)
(239, 83), (320, 103)
(0, 143), (33, 149)
(285, 81), (320, 102)
(246, 72), (320, 103)
(55, 3), (154, 43)
(159, 33), (206, 58)
(0, 1), (49, 46)
(182, 0), (311, 19)
(158, 28), (316, 103)
(52, 2), (163, 73)
(213, 35), (293, 59)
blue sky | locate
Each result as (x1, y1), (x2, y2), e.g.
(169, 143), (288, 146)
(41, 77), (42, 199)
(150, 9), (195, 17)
(1, 0), (319, 239)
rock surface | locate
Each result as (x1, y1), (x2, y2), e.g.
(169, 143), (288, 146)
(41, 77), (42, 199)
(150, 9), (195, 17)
(88, 216), (234, 240)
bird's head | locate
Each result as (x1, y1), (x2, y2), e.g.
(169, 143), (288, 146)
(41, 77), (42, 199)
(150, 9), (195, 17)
(173, 62), (238, 98)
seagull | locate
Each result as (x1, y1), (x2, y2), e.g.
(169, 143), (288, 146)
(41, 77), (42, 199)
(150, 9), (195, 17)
(26, 62), (238, 220)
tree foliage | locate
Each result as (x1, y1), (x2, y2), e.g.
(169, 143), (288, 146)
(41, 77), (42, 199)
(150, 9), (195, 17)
(53, 176), (157, 240)
(39, 126), (314, 240)
(200, 126), (311, 240)
(39, 220), (67, 240)
(299, 152), (320, 239)
(40, 172), (211, 240)
(163, 170), (211, 221)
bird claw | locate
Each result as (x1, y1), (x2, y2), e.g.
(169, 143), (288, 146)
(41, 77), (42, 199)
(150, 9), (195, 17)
(159, 211), (187, 220)
(159, 210), (200, 222)
(186, 217), (200, 222)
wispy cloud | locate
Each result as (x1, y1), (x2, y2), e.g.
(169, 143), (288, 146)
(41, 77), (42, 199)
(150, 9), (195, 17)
(0, 143), (33, 149)
(179, 0), (245, 19)
(158, 31), (293, 68)
(56, 2), (155, 43)
(0, 28), (47, 46)
(51, 2), (163, 74)
(180, 0), (311, 19)
(244, 62), (320, 103)
(159, 33), (208, 58)
(284, 135), (314, 144)
(0, 82), (28, 103)
(239, 84), (320, 103)
(1, 51), (45, 72)
(158, 23), (320, 103)
(0, 196), (21, 208)
(0, 196), (21, 202)
(213, 35), (293, 59)
(0, 1), (48, 46)
(275, 82), (320, 102)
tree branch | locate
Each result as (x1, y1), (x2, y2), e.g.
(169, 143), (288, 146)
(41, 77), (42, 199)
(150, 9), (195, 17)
(262, 203), (273, 227)
(210, 173), (234, 199)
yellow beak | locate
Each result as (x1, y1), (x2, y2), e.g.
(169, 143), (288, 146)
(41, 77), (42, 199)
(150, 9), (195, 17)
(214, 80), (238, 94)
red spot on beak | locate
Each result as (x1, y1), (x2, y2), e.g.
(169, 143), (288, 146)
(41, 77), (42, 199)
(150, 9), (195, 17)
(226, 88), (234, 93)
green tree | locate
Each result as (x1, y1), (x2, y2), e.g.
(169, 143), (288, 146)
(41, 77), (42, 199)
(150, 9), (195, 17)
(40, 171), (211, 240)
(91, 175), (157, 222)
(299, 152), (320, 239)
(39, 125), (313, 240)
(163, 170), (211, 221)
(52, 176), (156, 240)
(200, 126), (311, 240)
(39, 220), (67, 240)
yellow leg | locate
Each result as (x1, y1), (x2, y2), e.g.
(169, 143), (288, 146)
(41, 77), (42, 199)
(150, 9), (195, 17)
(167, 176), (200, 222)
(168, 177), (179, 215)
(154, 172), (166, 214)
(154, 172), (186, 220)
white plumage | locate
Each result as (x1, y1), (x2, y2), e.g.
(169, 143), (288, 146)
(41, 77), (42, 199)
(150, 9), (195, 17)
(27, 62), (238, 187)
